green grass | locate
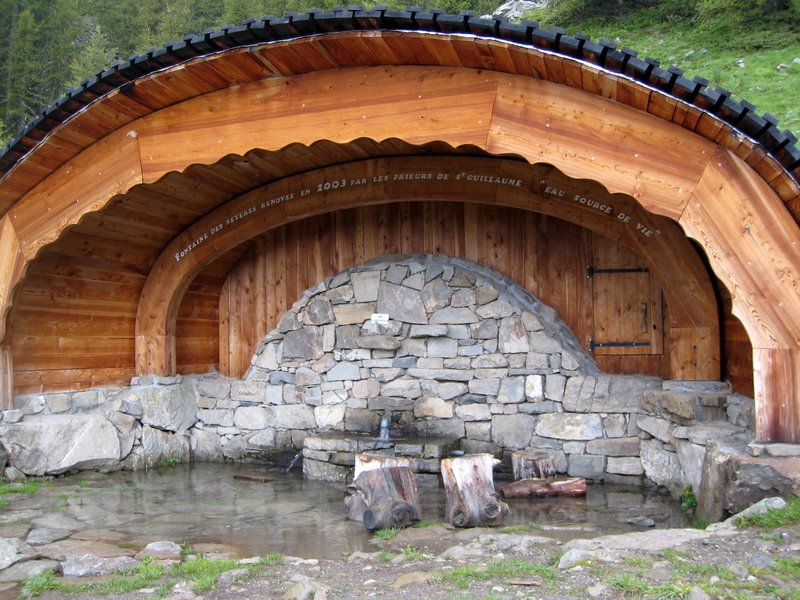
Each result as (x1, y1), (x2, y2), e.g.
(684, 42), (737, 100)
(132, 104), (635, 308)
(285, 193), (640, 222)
(372, 526), (403, 541)
(0, 479), (53, 510)
(735, 497), (800, 529)
(402, 546), (426, 560)
(434, 559), (559, 590)
(526, 4), (800, 133)
(21, 553), (283, 598)
(591, 542), (800, 600)
(497, 522), (543, 534)
(377, 550), (395, 563)
(0, 480), (48, 495)
(607, 572), (691, 599)
(413, 519), (446, 528)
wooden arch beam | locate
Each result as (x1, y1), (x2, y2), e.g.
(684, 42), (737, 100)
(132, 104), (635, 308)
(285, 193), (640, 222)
(1, 64), (798, 440)
(135, 155), (717, 377)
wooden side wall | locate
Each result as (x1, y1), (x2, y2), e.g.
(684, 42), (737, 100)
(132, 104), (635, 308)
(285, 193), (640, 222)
(217, 201), (676, 379)
(717, 280), (755, 397)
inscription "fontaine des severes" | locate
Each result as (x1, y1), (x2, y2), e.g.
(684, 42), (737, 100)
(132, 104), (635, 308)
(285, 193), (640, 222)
(174, 166), (657, 263)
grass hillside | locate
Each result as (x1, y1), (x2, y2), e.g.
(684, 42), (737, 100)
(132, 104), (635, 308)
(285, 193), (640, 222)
(527, 1), (800, 135)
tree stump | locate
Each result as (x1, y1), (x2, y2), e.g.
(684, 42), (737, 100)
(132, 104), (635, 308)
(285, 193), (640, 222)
(500, 476), (587, 499)
(353, 454), (413, 480)
(440, 453), (508, 528)
(345, 459), (421, 530)
(511, 450), (558, 480)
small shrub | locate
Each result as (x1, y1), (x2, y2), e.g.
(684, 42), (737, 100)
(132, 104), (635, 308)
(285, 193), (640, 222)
(680, 486), (698, 511)
(155, 455), (181, 468)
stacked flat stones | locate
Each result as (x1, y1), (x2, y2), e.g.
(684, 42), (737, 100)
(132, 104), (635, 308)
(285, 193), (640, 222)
(1, 254), (757, 499)
(237, 255), (650, 483)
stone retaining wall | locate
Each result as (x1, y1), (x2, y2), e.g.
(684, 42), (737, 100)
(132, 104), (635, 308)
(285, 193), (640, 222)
(0, 255), (761, 504)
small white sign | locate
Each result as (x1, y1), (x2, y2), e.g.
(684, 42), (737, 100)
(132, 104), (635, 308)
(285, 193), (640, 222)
(370, 313), (390, 325)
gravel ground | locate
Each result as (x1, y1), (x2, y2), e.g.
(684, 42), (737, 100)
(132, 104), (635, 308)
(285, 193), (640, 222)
(32, 520), (800, 600)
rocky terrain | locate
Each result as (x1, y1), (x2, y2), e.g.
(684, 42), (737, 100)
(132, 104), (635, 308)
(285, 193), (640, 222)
(3, 498), (795, 600)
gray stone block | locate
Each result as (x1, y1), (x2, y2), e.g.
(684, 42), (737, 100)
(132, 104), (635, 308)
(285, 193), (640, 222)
(377, 282), (427, 324)
(499, 315), (529, 353)
(586, 437), (640, 456)
(606, 457), (644, 475)
(422, 278), (452, 312)
(536, 413), (603, 440)
(326, 361), (361, 381)
(351, 271), (381, 302)
(497, 377), (525, 404)
(568, 454), (605, 479)
(282, 326), (324, 359)
(492, 414), (535, 449)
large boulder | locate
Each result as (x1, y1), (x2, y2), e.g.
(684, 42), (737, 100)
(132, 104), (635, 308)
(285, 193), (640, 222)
(1, 414), (120, 476)
(139, 383), (197, 432)
(140, 426), (190, 468)
(697, 439), (800, 522)
(640, 439), (683, 493)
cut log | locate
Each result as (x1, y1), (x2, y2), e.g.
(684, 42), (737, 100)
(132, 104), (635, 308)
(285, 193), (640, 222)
(500, 477), (587, 499)
(353, 454), (413, 480)
(511, 450), (557, 480)
(345, 465), (421, 530)
(440, 453), (508, 528)
(232, 473), (271, 483)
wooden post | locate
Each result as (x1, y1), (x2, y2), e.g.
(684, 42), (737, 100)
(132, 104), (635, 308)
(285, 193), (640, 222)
(441, 454), (508, 528)
(0, 345), (11, 409)
(345, 460), (421, 531)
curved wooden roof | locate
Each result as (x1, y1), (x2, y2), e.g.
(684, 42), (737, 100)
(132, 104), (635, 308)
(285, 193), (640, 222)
(0, 9), (798, 442)
(0, 7), (798, 216)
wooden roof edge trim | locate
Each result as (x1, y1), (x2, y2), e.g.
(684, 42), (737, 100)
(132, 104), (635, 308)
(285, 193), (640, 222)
(1, 7), (798, 181)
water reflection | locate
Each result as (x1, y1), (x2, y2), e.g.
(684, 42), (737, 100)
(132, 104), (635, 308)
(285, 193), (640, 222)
(3, 464), (689, 560)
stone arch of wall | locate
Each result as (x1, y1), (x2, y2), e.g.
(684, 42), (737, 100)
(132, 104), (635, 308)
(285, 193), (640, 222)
(142, 155), (719, 381)
(236, 253), (668, 482)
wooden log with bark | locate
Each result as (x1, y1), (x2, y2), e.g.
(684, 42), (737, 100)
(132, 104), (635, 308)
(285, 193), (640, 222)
(440, 453), (508, 528)
(345, 455), (421, 530)
(500, 477), (587, 499)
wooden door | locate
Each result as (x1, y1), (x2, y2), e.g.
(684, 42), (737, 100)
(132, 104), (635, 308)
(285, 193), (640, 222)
(589, 234), (663, 356)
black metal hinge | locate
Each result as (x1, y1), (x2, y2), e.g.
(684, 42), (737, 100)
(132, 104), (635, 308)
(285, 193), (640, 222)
(589, 338), (651, 352)
(586, 265), (649, 278)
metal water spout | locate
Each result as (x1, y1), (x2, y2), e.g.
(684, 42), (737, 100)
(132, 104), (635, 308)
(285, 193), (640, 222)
(378, 414), (391, 440)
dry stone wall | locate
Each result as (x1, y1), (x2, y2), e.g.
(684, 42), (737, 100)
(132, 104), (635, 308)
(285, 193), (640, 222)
(0, 254), (764, 505)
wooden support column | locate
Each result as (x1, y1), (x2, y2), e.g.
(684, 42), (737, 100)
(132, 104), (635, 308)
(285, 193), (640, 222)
(0, 345), (12, 409)
(754, 348), (800, 443)
(679, 148), (800, 442)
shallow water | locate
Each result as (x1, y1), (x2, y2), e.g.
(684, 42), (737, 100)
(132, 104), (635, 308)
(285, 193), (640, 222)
(1, 463), (690, 560)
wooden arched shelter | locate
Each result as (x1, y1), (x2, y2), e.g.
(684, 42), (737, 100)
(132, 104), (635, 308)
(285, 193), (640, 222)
(0, 9), (798, 441)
